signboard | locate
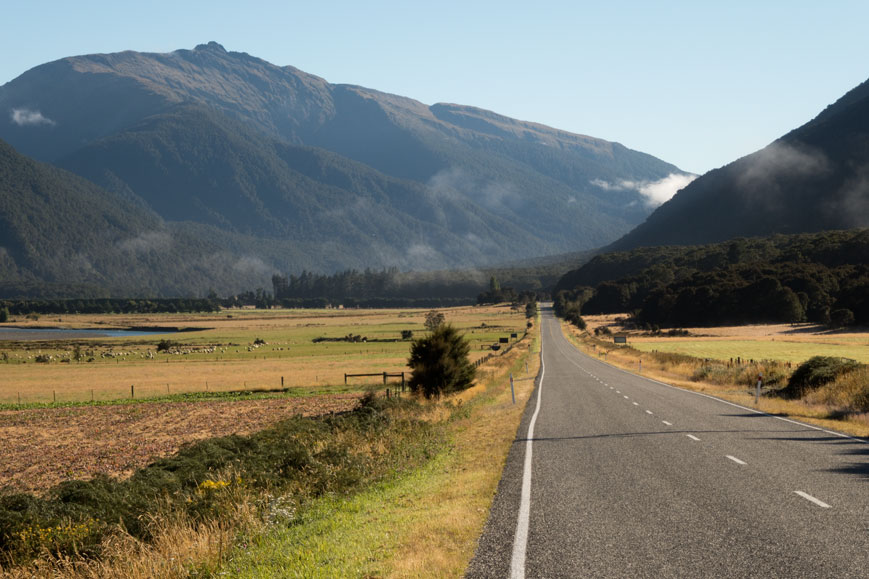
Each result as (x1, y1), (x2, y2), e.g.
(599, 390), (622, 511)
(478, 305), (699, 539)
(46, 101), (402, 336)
(510, 333), (518, 339)
(499, 337), (509, 344)
(613, 336), (627, 344)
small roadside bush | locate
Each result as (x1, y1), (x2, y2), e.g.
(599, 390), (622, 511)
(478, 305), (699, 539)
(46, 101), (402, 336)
(778, 356), (861, 399)
(401, 329), (414, 340)
(0, 308), (8, 323)
(408, 324), (475, 399)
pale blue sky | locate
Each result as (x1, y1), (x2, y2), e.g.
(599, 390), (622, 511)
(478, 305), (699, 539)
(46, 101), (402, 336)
(2, 0), (867, 174)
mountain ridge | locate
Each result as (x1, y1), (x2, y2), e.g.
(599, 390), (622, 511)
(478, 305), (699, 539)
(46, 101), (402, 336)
(607, 75), (869, 251)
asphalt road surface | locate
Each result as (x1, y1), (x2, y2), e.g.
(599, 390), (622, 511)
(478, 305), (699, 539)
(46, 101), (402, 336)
(467, 306), (869, 578)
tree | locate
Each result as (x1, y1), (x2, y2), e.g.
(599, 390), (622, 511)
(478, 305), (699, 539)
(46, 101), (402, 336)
(829, 308), (855, 328)
(0, 307), (8, 323)
(424, 310), (445, 331)
(408, 324), (476, 399)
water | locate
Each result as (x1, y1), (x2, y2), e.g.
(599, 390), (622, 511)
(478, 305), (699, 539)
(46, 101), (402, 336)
(0, 327), (176, 341)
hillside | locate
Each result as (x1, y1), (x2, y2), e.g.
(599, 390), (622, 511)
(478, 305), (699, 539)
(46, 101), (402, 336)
(0, 137), (388, 298)
(554, 229), (869, 327)
(608, 76), (869, 251)
(0, 42), (689, 273)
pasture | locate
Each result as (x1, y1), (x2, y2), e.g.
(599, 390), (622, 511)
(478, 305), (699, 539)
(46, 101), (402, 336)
(0, 305), (527, 404)
(586, 315), (869, 364)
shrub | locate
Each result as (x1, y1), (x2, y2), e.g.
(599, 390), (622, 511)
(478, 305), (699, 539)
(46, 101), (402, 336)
(778, 356), (861, 399)
(424, 310), (445, 331)
(0, 308), (8, 323)
(401, 329), (414, 340)
(156, 339), (179, 352)
(408, 324), (475, 399)
(829, 308), (855, 328)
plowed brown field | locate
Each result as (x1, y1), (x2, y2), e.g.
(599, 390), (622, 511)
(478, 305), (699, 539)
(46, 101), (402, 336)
(0, 394), (362, 494)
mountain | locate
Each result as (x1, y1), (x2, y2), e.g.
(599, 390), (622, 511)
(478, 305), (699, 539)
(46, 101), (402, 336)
(0, 42), (690, 295)
(0, 136), (392, 297)
(56, 104), (540, 269)
(608, 77), (869, 251)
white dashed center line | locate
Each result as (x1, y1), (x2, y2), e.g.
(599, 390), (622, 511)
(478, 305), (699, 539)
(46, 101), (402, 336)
(662, 420), (673, 426)
(632, 402), (639, 406)
(686, 434), (701, 441)
(794, 491), (831, 508)
(726, 455), (747, 465)
(645, 410), (653, 415)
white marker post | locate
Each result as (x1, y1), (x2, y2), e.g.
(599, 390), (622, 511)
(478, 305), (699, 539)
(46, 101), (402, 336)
(755, 373), (763, 404)
(510, 373), (516, 404)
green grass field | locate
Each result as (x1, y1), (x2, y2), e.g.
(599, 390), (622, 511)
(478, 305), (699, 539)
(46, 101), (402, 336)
(0, 306), (527, 404)
(630, 339), (869, 364)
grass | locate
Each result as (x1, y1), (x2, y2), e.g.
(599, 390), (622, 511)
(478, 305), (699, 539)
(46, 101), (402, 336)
(563, 322), (869, 438)
(630, 339), (869, 364)
(0, 305), (537, 577)
(0, 306), (528, 404)
(212, 314), (541, 577)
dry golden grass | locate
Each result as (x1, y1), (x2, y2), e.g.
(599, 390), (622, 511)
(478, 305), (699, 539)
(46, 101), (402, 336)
(387, 324), (540, 577)
(563, 321), (869, 438)
(1, 485), (260, 579)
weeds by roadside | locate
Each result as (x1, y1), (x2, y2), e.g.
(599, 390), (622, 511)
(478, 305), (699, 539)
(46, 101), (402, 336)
(0, 394), (441, 576)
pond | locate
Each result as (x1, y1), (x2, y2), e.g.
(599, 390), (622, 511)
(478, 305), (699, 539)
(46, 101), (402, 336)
(0, 327), (179, 341)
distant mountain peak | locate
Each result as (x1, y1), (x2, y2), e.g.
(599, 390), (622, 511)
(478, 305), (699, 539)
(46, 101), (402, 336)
(194, 41), (227, 53)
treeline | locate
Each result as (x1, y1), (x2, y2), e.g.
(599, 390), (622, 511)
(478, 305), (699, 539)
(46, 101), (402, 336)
(0, 298), (219, 316)
(554, 229), (869, 327)
(272, 268), (555, 305)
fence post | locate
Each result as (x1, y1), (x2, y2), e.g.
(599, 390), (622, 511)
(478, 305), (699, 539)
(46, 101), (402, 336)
(131, 385), (134, 399)
(383, 372), (387, 385)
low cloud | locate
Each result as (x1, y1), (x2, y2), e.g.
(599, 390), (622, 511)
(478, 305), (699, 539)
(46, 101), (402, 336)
(10, 108), (55, 127)
(232, 256), (273, 277)
(119, 231), (172, 253)
(427, 167), (523, 212)
(591, 172), (697, 206)
(738, 142), (829, 190)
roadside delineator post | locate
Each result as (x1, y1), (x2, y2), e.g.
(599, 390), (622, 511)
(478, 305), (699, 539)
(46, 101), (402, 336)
(755, 373), (763, 404)
(510, 373), (515, 404)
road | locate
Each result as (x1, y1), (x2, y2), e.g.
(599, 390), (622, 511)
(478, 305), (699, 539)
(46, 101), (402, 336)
(467, 306), (869, 578)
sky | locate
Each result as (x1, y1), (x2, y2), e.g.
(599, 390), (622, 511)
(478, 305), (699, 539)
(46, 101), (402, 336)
(1, 0), (867, 175)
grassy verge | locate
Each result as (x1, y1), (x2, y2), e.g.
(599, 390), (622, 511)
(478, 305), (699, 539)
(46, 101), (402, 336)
(218, 317), (541, 577)
(561, 322), (869, 438)
(0, 393), (441, 577)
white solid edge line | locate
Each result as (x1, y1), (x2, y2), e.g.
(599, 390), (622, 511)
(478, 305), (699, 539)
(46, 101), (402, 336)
(561, 338), (868, 445)
(687, 434), (701, 441)
(726, 455), (747, 465)
(510, 339), (544, 578)
(795, 491), (831, 508)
